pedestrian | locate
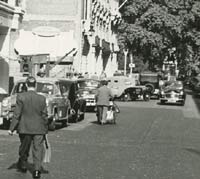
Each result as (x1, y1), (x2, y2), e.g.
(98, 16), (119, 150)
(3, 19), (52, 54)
(8, 76), (48, 179)
(95, 80), (113, 124)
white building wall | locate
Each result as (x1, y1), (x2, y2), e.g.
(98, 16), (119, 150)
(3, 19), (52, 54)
(80, 0), (120, 77)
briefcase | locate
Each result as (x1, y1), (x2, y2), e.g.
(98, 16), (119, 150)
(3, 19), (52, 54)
(43, 135), (51, 163)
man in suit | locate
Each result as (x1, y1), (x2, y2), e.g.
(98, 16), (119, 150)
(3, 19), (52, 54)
(8, 76), (48, 179)
(95, 80), (113, 124)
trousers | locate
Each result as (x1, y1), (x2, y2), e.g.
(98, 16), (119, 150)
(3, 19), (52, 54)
(19, 134), (44, 171)
(97, 105), (108, 123)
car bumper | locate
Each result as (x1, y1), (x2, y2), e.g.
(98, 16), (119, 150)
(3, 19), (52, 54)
(160, 97), (185, 104)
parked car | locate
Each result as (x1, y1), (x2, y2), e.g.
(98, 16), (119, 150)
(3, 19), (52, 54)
(107, 76), (150, 101)
(77, 78), (101, 111)
(1, 77), (86, 130)
(107, 76), (137, 100)
(58, 79), (86, 123)
(139, 72), (160, 98)
(159, 80), (186, 105)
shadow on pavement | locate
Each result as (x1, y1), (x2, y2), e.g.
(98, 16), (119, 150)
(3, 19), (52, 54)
(184, 148), (200, 157)
(189, 89), (200, 115)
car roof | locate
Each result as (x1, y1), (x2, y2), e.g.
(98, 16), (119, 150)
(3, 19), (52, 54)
(77, 78), (100, 82)
(15, 77), (77, 84)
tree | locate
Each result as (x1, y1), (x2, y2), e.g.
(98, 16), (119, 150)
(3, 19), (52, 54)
(117, 0), (200, 74)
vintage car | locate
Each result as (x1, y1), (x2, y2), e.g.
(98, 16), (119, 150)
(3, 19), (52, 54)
(107, 76), (136, 100)
(1, 77), (86, 130)
(123, 86), (151, 101)
(77, 78), (101, 111)
(107, 76), (150, 101)
(159, 80), (186, 105)
(139, 72), (160, 98)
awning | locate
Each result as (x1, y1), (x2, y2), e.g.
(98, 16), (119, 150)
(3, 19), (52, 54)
(14, 28), (78, 58)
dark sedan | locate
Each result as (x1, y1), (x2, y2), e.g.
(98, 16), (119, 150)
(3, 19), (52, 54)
(159, 80), (186, 106)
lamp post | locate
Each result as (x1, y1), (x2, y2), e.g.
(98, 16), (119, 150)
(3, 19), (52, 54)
(123, 49), (128, 76)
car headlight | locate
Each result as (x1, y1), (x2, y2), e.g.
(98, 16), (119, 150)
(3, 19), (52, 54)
(160, 91), (165, 95)
(179, 91), (184, 95)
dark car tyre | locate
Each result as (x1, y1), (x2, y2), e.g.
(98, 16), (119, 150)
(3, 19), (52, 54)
(2, 118), (10, 130)
(143, 92), (150, 101)
(123, 92), (131, 101)
(145, 83), (155, 94)
(48, 113), (58, 131)
(48, 120), (56, 131)
(160, 100), (165, 105)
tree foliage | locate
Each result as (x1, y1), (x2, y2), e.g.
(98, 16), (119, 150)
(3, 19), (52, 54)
(117, 0), (200, 73)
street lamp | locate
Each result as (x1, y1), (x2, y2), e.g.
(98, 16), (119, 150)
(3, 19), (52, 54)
(123, 48), (128, 76)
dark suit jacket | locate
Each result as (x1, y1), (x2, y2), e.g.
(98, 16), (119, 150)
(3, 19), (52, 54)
(9, 90), (48, 134)
(96, 85), (113, 106)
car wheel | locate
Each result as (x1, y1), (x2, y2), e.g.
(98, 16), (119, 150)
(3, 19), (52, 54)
(160, 100), (165, 105)
(3, 118), (10, 130)
(123, 93), (131, 101)
(48, 120), (56, 131)
(73, 108), (81, 123)
(145, 83), (155, 94)
(143, 92), (150, 101)
(181, 101), (185, 106)
(48, 114), (57, 131)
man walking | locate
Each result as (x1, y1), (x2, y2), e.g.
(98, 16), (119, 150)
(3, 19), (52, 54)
(96, 80), (113, 124)
(8, 76), (48, 179)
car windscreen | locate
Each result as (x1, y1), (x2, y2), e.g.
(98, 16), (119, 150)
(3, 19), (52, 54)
(12, 82), (54, 95)
(163, 81), (183, 89)
(36, 82), (54, 95)
(78, 80), (100, 89)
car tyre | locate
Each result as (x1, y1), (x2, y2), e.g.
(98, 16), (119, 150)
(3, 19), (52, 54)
(145, 83), (155, 94)
(48, 114), (58, 131)
(123, 93), (131, 101)
(48, 120), (56, 131)
(160, 100), (165, 105)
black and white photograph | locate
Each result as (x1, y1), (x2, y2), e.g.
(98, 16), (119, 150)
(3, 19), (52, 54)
(0, 0), (200, 178)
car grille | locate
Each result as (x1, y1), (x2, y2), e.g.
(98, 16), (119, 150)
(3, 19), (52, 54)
(165, 93), (179, 98)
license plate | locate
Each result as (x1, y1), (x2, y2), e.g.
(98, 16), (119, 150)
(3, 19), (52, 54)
(87, 102), (95, 106)
(168, 98), (176, 103)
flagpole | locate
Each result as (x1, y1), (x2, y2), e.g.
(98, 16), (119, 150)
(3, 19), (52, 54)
(118, 0), (129, 10)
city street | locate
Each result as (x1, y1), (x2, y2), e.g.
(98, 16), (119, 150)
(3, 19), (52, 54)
(1, 91), (200, 179)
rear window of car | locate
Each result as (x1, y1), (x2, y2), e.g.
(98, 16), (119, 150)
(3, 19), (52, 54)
(36, 82), (54, 95)
(78, 80), (100, 88)
(12, 82), (54, 95)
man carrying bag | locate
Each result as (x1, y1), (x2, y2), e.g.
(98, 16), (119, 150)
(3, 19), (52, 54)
(8, 76), (48, 179)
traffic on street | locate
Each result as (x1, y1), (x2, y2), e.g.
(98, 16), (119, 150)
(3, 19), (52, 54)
(1, 88), (200, 179)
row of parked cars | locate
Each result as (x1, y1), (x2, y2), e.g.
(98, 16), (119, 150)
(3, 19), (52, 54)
(1, 77), (101, 130)
(1, 73), (187, 130)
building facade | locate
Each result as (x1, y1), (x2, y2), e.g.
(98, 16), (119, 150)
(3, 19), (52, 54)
(0, 0), (24, 94)
(8, 0), (120, 81)
(80, 0), (120, 77)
